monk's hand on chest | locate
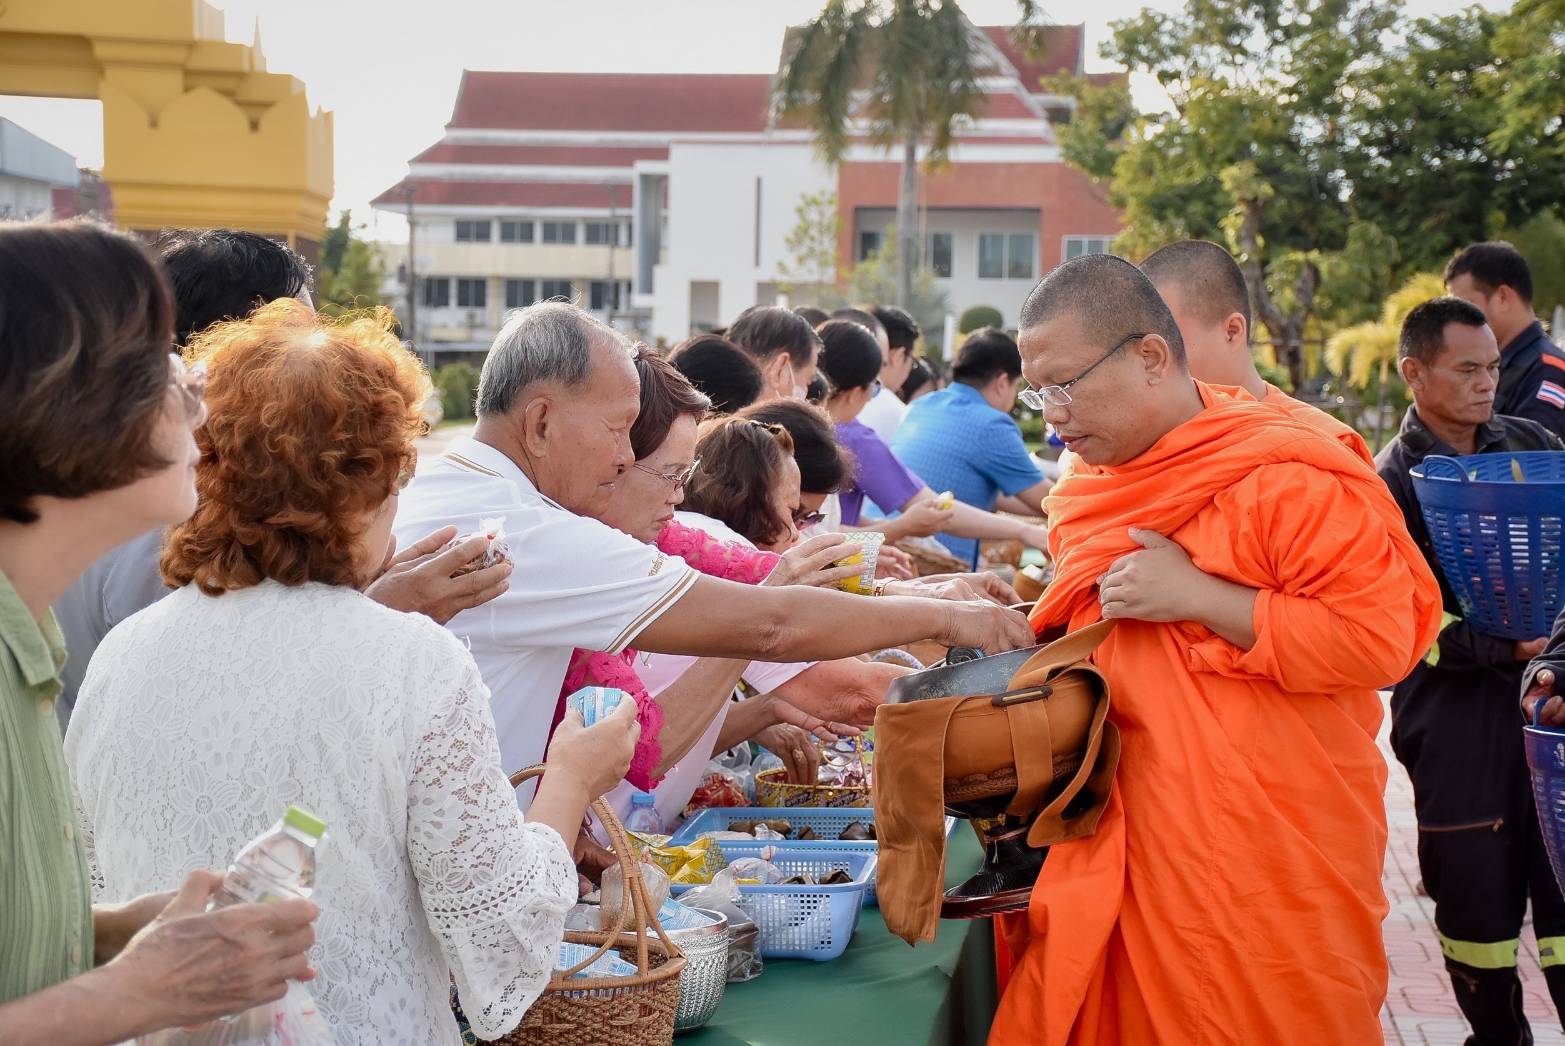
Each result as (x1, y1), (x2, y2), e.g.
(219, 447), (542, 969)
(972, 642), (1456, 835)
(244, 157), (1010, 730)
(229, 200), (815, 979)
(1097, 528), (1260, 649)
(1097, 529), (1205, 623)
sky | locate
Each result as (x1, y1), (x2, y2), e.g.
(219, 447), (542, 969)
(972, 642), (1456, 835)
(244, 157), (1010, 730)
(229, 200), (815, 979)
(0, 0), (1507, 242)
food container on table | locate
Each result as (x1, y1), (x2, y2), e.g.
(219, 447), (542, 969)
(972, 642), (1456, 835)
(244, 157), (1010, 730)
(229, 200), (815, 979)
(671, 847), (875, 961)
(668, 908), (730, 1033)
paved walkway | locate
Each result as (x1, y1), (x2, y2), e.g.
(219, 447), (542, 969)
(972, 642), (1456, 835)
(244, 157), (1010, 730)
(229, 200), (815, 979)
(1380, 695), (1564, 1044)
(415, 421), (475, 469)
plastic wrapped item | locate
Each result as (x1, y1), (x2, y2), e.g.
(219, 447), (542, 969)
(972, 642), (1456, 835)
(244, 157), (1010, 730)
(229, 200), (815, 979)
(684, 769), (748, 813)
(679, 869), (763, 983)
(726, 856), (784, 885)
(566, 685), (627, 727)
(655, 897), (720, 931)
(556, 940), (638, 980)
(599, 856), (671, 931)
(450, 517), (512, 576)
(627, 834), (729, 885)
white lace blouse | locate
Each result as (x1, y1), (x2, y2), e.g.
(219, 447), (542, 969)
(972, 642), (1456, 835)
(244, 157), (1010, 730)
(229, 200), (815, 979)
(65, 581), (576, 1045)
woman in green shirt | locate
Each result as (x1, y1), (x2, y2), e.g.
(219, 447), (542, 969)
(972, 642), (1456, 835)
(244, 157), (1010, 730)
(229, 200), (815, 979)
(0, 222), (318, 1042)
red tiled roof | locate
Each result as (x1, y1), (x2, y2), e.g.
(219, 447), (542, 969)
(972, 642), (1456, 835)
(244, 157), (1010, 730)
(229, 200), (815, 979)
(981, 24), (1084, 88)
(974, 93), (1038, 120)
(448, 71), (773, 132)
(370, 178), (633, 209)
(412, 142), (670, 166)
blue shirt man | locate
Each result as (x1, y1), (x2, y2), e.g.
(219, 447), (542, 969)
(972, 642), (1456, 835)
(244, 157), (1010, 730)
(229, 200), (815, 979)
(892, 327), (1047, 565)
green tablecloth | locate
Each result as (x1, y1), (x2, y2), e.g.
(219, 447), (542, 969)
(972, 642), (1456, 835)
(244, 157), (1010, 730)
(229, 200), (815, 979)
(683, 828), (997, 1046)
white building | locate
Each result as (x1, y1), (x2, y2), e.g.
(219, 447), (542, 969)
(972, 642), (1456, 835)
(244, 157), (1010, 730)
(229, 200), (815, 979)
(0, 119), (80, 221)
(373, 24), (1122, 353)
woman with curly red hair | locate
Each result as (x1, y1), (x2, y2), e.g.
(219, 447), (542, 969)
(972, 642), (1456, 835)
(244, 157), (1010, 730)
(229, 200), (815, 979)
(65, 300), (641, 1044)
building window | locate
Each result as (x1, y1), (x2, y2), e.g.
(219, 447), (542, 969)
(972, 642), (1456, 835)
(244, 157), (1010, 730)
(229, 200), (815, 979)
(978, 234), (1005, 279)
(1064, 236), (1113, 261)
(505, 279), (536, 309)
(584, 221), (625, 245)
(454, 220), (491, 242)
(540, 279), (574, 301)
(542, 221), (577, 244)
(857, 230), (884, 262)
(456, 278), (487, 308)
(500, 220), (533, 243)
(420, 277), (450, 308)
(925, 232), (953, 278)
(589, 280), (629, 312)
(1007, 233), (1035, 279)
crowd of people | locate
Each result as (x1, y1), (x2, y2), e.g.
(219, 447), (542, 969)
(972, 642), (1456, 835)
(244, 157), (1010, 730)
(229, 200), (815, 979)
(4, 213), (1565, 1046)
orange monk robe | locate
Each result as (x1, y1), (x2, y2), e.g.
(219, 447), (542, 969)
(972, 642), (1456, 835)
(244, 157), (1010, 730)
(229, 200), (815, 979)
(991, 383), (1441, 1046)
(1263, 382), (1374, 464)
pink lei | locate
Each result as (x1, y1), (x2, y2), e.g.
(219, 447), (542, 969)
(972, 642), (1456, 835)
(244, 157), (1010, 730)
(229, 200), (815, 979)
(557, 520), (778, 789)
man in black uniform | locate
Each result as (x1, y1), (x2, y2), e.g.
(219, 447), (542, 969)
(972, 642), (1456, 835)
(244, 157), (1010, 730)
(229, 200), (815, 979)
(1378, 297), (1565, 1044)
(1446, 240), (1565, 442)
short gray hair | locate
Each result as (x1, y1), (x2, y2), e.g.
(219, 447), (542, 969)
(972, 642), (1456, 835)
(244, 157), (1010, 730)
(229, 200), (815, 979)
(475, 301), (634, 415)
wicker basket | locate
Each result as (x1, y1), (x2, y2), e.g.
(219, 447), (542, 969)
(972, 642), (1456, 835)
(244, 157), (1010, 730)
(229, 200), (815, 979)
(755, 767), (870, 808)
(457, 765), (686, 1046)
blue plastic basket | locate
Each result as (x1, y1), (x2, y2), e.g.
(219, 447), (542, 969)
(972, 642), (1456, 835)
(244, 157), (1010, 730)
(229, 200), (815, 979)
(678, 839), (885, 906)
(1525, 725), (1565, 892)
(668, 806), (881, 848)
(671, 847), (874, 961)
(1410, 451), (1565, 640)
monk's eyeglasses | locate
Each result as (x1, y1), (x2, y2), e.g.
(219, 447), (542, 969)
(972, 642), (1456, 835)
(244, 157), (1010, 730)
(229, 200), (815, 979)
(1019, 332), (1148, 410)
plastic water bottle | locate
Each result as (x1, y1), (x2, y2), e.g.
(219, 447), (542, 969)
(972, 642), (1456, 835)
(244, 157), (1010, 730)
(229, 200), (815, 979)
(624, 791), (663, 835)
(138, 806), (332, 1045)
(212, 806), (325, 908)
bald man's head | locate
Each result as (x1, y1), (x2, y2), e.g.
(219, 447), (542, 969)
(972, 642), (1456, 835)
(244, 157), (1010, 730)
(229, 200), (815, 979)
(1017, 254), (1198, 466)
(1139, 240), (1259, 394)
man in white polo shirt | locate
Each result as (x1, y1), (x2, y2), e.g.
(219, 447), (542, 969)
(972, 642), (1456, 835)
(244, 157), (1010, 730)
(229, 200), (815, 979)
(396, 302), (1032, 777)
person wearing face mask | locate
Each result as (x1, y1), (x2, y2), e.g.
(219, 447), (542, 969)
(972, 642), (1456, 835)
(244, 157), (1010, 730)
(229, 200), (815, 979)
(64, 300), (641, 1044)
(726, 304), (821, 402)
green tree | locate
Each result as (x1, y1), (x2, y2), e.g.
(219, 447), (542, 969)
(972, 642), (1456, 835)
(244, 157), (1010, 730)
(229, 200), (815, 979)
(316, 210), (385, 316)
(777, 189), (841, 305)
(774, 0), (985, 309)
(1486, 0), (1565, 161)
(1045, 0), (1565, 388)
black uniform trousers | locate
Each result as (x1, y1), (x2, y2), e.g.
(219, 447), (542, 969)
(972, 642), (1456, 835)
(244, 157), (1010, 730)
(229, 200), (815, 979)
(1393, 654), (1565, 1044)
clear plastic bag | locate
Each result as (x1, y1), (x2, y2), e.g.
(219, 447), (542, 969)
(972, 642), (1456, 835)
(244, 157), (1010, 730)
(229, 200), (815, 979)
(679, 868), (762, 983)
(136, 982), (334, 1045)
(598, 857), (671, 931)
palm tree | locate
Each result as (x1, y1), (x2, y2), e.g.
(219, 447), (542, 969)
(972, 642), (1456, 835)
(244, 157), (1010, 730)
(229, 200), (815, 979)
(773, 0), (990, 308)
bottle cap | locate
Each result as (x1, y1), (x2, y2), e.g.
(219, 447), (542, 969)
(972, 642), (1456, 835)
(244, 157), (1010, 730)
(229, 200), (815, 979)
(631, 791), (656, 806)
(284, 805), (327, 839)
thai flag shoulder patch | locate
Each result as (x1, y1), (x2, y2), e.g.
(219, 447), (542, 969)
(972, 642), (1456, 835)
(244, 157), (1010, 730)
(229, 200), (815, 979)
(1538, 379), (1565, 410)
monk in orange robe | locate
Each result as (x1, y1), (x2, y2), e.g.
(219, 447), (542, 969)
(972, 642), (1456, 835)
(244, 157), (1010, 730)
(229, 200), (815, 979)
(992, 255), (1441, 1044)
(1141, 239), (1373, 464)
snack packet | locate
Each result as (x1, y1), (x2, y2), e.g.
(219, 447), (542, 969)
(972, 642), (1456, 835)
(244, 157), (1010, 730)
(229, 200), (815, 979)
(567, 685), (628, 727)
(450, 517), (512, 576)
(832, 531), (884, 595)
(934, 490), (955, 511)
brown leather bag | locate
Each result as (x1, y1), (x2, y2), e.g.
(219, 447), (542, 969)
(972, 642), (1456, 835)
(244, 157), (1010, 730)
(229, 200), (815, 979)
(873, 621), (1120, 945)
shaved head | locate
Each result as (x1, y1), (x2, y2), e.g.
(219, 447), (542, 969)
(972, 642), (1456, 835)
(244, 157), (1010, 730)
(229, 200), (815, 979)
(1017, 254), (1202, 466)
(1019, 253), (1185, 364)
(1139, 240), (1251, 333)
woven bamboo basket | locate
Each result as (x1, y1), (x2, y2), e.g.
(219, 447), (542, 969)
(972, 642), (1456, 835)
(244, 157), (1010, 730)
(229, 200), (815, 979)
(455, 765), (686, 1046)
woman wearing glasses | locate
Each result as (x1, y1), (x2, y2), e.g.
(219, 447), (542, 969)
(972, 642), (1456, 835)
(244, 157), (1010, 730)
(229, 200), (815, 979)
(815, 319), (1051, 557)
(558, 350), (912, 808)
